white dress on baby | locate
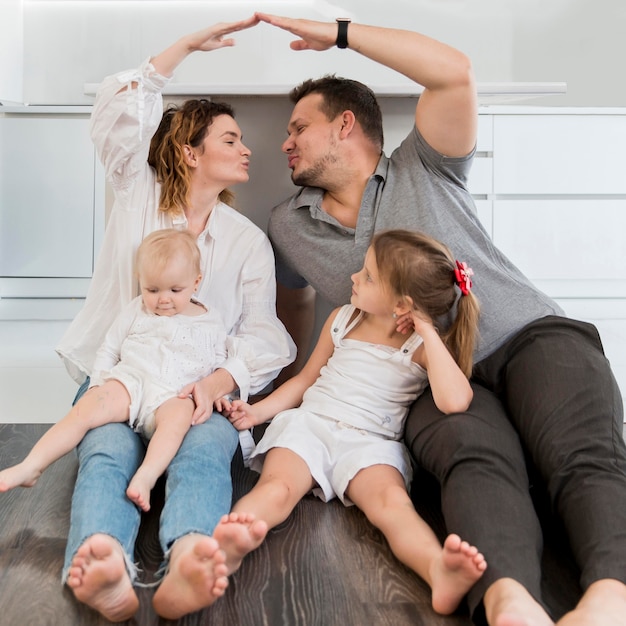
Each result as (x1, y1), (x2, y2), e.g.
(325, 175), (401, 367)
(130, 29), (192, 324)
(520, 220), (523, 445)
(90, 296), (227, 438)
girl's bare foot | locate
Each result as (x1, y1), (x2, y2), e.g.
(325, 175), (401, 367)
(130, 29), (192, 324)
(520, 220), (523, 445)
(66, 534), (138, 622)
(556, 579), (626, 626)
(0, 461), (41, 491)
(485, 577), (554, 626)
(152, 533), (229, 619)
(213, 511), (269, 574)
(430, 533), (487, 614)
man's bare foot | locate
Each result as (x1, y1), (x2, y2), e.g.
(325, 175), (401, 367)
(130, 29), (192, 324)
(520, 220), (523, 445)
(66, 534), (138, 622)
(484, 577), (554, 626)
(126, 469), (153, 512)
(213, 512), (269, 574)
(0, 461), (41, 491)
(152, 533), (229, 619)
(556, 579), (626, 626)
(430, 533), (487, 614)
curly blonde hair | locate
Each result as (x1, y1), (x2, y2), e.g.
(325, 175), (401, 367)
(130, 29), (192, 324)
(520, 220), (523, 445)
(148, 99), (235, 216)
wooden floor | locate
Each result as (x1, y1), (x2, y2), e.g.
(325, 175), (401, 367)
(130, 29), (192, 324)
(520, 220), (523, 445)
(0, 423), (582, 626)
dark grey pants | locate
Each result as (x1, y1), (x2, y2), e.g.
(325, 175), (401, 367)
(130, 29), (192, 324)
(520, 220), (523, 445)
(404, 315), (626, 618)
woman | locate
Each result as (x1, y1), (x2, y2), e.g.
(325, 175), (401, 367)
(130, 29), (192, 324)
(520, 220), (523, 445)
(56, 17), (295, 621)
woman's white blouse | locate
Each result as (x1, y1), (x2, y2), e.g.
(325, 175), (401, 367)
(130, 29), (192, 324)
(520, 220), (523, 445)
(56, 58), (295, 400)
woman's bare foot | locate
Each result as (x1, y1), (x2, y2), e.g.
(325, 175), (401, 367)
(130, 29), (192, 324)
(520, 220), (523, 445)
(126, 469), (153, 512)
(152, 533), (229, 619)
(430, 533), (487, 614)
(0, 461), (42, 491)
(484, 577), (554, 626)
(213, 512), (269, 574)
(66, 534), (138, 622)
(556, 579), (626, 626)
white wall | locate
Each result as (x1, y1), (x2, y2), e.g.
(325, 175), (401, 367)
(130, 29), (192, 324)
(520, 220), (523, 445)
(13, 0), (626, 107)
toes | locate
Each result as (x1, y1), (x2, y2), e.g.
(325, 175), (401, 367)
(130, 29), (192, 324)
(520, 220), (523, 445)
(445, 534), (462, 551)
(214, 561), (228, 578)
(193, 536), (221, 560)
(250, 520), (268, 541)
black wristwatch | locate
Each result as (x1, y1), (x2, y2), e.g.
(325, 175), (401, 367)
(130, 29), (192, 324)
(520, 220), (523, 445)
(336, 18), (351, 49)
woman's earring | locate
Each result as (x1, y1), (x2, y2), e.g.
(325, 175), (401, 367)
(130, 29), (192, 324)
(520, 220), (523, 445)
(392, 312), (398, 319)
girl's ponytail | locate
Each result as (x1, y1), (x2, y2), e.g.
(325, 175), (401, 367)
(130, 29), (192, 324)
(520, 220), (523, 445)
(443, 289), (480, 378)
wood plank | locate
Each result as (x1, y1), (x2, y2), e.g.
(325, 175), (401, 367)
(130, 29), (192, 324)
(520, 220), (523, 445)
(0, 423), (580, 625)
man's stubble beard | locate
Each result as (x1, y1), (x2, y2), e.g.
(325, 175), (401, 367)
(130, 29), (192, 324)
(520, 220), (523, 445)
(291, 152), (338, 188)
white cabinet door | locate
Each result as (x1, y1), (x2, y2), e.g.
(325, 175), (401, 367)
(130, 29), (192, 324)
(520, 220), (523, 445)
(468, 157), (493, 195)
(493, 114), (626, 195)
(0, 113), (98, 287)
(492, 198), (626, 298)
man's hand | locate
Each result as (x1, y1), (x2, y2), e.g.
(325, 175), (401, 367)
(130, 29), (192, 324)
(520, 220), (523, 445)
(256, 13), (337, 51)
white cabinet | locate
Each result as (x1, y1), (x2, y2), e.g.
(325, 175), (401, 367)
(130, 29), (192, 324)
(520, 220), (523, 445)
(0, 107), (104, 318)
(491, 199), (626, 297)
(0, 0), (22, 103)
(471, 107), (626, 399)
(493, 114), (626, 195)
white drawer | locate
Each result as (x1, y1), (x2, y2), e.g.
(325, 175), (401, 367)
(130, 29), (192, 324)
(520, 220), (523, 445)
(493, 114), (626, 194)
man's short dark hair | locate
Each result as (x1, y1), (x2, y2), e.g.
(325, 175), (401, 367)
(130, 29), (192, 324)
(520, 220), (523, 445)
(290, 75), (383, 151)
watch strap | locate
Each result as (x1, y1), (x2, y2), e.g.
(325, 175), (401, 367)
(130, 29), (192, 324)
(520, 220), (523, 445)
(336, 18), (350, 49)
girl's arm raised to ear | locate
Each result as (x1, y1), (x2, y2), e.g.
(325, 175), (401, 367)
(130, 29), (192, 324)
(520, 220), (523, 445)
(412, 315), (473, 414)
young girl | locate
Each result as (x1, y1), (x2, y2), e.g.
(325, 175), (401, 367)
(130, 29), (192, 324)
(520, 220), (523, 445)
(215, 229), (485, 616)
(0, 229), (230, 513)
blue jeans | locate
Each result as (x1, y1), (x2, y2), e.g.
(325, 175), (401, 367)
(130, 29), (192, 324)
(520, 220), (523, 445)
(62, 381), (239, 582)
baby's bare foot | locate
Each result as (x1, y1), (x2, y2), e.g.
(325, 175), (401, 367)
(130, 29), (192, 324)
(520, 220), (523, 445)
(0, 461), (42, 492)
(153, 533), (229, 619)
(213, 511), (269, 574)
(66, 534), (138, 622)
(126, 470), (152, 512)
(430, 533), (487, 614)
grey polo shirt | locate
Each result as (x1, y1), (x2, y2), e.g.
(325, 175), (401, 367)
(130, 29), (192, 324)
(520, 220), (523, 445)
(268, 125), (563, 362)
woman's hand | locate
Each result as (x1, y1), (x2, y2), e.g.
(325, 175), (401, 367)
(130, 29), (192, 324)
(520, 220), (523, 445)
(256, 13), (337, 51)
(152, 16), (260, 77)
(183, 16), (260, 53)
(178, 369), (236, 425)
(214, 395), (233, 415)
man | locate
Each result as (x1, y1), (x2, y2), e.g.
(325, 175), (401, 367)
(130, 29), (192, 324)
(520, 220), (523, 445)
(257, 12), (626, 626)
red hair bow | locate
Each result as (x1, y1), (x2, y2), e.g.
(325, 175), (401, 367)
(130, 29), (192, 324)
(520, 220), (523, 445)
(454, 260), (474, 296)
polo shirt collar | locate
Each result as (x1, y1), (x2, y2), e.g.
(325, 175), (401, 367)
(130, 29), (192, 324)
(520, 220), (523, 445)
(373, 152), (389, 179)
